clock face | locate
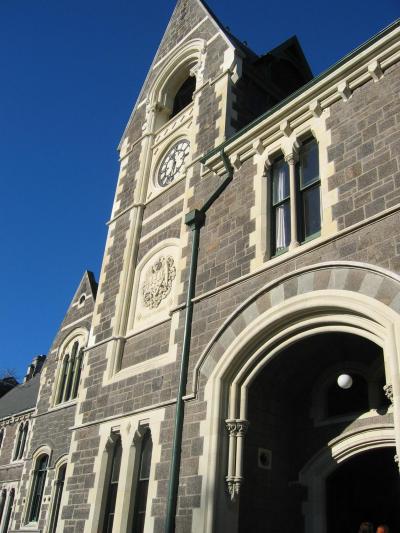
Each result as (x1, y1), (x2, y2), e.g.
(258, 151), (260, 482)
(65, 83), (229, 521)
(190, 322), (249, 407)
(157, 140), (190, 187)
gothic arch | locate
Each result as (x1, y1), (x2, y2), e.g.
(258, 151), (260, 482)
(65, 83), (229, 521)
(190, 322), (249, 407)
(194, 262), (400, 533)
(194, 261), (400, 391)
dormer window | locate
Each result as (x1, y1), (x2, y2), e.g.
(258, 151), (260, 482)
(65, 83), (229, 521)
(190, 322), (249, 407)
(170, 76), (196, 118)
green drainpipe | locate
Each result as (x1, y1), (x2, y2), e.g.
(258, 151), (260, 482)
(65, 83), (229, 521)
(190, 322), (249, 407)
(165, 150), (234, 533)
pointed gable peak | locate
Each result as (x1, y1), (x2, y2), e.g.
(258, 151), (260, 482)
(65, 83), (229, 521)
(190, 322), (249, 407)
(69, 270), (98, 310)
(153, 0), (234, 65)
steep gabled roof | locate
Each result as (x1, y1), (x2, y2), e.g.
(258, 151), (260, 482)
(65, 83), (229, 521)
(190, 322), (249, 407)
(0, 373), (41, 420)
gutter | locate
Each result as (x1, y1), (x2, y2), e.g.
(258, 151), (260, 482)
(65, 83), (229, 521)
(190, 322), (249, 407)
(200, 18), (400, 165)
(165, 150), (234, 533)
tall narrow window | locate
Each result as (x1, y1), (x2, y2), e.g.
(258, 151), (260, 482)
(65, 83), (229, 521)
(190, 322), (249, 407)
(270, 156), (291, 255)
(0, 489), (7, 526)
(13, 422), (28, 461)
(0, 429), (4, 449)
(49, 463), (66, 533)
(28, 454), (49, 523)
(102, 435), (122, 533)
(56, 337), (85, 405)
(2, 489), (14, 532)
(297, 138), (321, 241)
(132, 429), (153, 533)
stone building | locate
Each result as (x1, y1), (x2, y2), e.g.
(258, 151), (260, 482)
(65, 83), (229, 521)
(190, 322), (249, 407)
(0, 1), (399, 532)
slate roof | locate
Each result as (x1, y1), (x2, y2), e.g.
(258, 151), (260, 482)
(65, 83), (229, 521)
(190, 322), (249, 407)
(0, 373), (40, 420)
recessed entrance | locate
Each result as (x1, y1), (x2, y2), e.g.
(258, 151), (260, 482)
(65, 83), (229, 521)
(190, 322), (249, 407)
(238, 332), (392, 533)
(327, 447), (400, 533)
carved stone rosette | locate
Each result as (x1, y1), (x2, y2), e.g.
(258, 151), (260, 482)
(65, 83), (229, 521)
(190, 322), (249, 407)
(225, 419), (249, 501)
(142, 256), (176, 309)
(384, 384), (393, 404)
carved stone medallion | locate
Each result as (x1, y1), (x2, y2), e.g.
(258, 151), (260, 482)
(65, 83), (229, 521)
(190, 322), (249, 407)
(142, 256), (176, 309)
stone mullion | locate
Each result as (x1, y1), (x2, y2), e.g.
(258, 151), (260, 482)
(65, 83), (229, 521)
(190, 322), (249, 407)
(285, 152), (299, 250)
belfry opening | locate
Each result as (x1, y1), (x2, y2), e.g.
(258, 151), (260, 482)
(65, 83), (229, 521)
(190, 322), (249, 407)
(238, 332), (397, 533)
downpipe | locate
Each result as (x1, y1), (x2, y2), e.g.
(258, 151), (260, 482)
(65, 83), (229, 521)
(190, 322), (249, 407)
(165, 150), (234, 533)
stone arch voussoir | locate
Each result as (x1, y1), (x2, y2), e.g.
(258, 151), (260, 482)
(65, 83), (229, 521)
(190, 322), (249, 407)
(195, 262), (400, 386)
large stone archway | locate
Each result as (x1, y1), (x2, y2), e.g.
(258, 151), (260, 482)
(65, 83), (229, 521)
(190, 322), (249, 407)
(192, 262), (400, 533)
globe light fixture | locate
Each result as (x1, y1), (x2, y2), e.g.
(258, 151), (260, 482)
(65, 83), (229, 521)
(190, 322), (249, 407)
(337, 374), (353, 389)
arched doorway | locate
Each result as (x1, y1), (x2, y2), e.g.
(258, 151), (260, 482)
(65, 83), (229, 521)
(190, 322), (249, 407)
(327, 447), (400, 533)
(238, 332), (394, 533)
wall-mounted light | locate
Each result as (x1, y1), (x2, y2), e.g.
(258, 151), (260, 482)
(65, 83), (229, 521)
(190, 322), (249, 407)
(337, 374), (353, 389)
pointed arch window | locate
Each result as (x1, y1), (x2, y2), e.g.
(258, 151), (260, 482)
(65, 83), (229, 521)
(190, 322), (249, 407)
(102, 435), (122, 533)
(56, 336), (86, 405)
(27, 454), (49, 523)
(13, 421), (29, 461)
(2, 488), (14, 532)
(48, 462), (67, 533)
(0, 489), (7, 526)
(132, 428), (153, 533)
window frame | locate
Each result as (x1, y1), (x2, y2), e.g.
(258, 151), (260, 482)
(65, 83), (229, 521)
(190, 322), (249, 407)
(296, 136), (321, 244)
(131, 427), (153, 533)
(12, 421), (29, 462)
(26, 451), (50, 525)
(48, 458), (68, 533)
(269, 154), (291, 257)
(268, 134), (321, 258)
(100, 433), (122, 533)
(53, 330), (87, 407)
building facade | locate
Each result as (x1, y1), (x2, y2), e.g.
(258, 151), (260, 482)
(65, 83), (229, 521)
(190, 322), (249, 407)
(1, 1), (399, 532)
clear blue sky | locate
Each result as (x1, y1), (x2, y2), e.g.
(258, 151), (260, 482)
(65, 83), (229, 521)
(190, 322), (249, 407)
(0, 0), (398, 380)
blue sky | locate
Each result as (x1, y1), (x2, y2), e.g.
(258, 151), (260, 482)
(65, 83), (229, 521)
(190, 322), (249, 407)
(0, 0), (398, 380)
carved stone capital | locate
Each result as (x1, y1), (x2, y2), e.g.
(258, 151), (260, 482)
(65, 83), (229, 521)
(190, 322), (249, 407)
(384, 384), (393, 404)
(225, 419), (249, 437)
(284, 152), (298, 166)
(226, 476), (243, 501)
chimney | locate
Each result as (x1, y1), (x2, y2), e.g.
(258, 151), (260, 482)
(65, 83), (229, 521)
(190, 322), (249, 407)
(23, 355), (46, 383)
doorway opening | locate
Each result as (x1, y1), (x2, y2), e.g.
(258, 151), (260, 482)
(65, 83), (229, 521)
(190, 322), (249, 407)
(238, 331), (392, 533)
(327, 447), (400, 533)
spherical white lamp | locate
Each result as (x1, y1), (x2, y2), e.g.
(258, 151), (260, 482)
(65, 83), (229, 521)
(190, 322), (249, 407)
(337, 374), (353, 389)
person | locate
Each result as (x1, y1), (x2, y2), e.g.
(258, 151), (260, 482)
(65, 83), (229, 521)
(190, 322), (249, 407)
(376, 526), (389, 533)
(358, 523), (374, 533)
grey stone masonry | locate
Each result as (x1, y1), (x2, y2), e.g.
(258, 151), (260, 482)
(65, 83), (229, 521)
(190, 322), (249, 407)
(328, 62), (400, 229)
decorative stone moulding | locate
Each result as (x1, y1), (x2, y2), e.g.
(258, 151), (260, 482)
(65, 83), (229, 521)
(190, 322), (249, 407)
(337, 81), (352, 102)
(368, 60), (383, 82)
(142, 256), (176, 310)
(280, 119), (292, 137)
(383, 383), (393, 404)
(225, 419), (249, 501)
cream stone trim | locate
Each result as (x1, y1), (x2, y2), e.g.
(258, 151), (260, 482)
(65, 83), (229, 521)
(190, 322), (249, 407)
(204, 30), (400, 175)
(22, 445), (52, 527)
(84, 410), (164, 533)
(0, 481), (18, 533)
(193, 204), (400, 305)
(195, 289), (400, 533)
(44, 455), (68, 533)
(59, 313), (93, 332)
(299, 427), (396, 533)
(250, 112), (335, 270)
(139, 213), (183, 242)
(51, 327), (88, 408)
(147, 131), (193, 202)
(151, 18), (209, 71)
